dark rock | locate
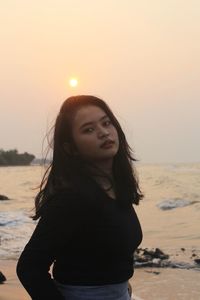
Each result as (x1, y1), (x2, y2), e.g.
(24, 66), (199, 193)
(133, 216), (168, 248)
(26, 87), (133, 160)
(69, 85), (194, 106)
(181, 248), (185, 251)
(154, 248), (169, 259)
(153, 271), (160, 275)
(0, 271), (6, 283)
(146, 270), (160, 275)
(134, 248), (170, 268)
(194, 259), (200, 265)
(143, 248), (169, 260)
(0, 194), (9, 200)
(134, 247), (200, 270)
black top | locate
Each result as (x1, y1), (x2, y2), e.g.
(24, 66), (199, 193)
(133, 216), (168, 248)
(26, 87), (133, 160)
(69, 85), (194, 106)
(16, 186), (142, 300)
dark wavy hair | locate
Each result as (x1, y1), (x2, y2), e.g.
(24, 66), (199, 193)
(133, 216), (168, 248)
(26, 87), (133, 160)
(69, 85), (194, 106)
(33, 95), (143, 220)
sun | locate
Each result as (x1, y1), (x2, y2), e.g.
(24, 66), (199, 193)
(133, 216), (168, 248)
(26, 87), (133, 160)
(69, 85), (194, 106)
(69, 78), (78, 88)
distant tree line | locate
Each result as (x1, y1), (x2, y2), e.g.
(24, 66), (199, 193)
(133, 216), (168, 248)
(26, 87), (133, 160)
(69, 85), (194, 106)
(0, 149), (35, 166)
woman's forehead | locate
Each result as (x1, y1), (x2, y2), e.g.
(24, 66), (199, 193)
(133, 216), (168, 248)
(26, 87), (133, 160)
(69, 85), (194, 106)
(73, 105), (108, 125)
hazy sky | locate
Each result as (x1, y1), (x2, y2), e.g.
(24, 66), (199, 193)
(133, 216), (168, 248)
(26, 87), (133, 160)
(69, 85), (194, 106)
(1, 1), (200, 163)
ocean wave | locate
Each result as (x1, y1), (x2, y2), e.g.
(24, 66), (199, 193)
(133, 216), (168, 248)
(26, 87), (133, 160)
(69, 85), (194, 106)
(0, 210), (35, 259)
(157, 198), (199, 210)
(0, 210), (31, 227)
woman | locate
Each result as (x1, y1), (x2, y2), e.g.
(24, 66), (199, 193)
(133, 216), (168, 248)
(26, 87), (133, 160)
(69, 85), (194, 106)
(17, 95), (143, 300)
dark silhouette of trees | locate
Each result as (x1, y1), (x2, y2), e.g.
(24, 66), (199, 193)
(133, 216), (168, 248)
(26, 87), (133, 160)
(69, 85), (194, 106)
(0, 149), (35, 166)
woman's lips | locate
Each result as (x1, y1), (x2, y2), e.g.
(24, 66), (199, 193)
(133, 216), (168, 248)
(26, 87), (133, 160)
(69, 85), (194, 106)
(100, 140), (114, 149)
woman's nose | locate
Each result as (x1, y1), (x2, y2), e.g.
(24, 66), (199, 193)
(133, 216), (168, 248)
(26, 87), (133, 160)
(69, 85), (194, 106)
(97, 127), (109, 138)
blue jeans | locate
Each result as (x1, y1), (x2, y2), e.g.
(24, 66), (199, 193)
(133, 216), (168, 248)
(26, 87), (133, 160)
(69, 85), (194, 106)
(55, 281), (131, 300)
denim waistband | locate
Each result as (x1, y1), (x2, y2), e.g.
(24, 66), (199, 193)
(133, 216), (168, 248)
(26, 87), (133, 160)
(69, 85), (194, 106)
(55, 280), (131, 300)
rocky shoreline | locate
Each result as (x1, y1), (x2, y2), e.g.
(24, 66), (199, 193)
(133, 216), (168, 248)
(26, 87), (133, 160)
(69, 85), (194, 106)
(1, 247), (199, 283)
(134, 247), (200, 271)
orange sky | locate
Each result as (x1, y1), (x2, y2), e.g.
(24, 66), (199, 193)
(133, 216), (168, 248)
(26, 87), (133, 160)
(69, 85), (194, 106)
(1, 1), (200, 162)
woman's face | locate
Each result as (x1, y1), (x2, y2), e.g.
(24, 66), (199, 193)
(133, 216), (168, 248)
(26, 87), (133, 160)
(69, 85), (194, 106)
(70, 105), (119, 164)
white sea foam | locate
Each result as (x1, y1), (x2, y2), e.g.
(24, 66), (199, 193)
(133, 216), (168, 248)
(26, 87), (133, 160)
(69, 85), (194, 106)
(0, 209), (36, 258)
(0, 210), (31, 227)
(157, 198), (197, 210)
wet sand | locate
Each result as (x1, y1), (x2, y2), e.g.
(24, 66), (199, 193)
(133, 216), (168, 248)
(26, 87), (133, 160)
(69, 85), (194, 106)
(1, 260), (200, 300)
(130, 268), (200, 300)
(0, 260), (28, 300)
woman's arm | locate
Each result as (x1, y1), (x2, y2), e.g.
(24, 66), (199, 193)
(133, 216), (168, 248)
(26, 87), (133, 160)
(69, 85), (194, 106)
(16, 192), (80, 300)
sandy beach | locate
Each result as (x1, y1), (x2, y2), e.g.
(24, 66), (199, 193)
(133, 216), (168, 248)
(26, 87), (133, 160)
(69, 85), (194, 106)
(1, 164), (200, 299)
(130, 268), (200, 300)
(0, 260), (28, 300)
(1, 259), (200, 300)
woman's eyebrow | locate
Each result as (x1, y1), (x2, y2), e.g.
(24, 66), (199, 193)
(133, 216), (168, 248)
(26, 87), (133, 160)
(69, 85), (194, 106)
(79, 115), (108, 129)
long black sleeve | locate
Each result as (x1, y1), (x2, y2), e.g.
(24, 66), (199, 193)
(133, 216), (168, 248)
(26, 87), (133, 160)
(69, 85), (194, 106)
(16, 192), (82, 300)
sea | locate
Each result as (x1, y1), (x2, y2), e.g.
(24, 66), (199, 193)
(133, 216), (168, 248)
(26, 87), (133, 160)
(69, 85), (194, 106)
(0, 163), (200, 299)
(0, 163), (200, 258)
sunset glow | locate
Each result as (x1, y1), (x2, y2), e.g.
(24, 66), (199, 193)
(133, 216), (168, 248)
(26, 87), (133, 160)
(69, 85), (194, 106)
(1, 1), (200, 163)
(69, 78), (78, 88)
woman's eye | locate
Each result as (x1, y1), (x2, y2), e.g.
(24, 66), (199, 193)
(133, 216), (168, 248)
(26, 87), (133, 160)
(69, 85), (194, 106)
(103, 120), (111, 126)
(83, 127), (94, 133)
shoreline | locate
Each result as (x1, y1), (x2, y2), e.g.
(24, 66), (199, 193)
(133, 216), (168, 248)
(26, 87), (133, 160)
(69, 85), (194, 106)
(1, 259), (200, 300)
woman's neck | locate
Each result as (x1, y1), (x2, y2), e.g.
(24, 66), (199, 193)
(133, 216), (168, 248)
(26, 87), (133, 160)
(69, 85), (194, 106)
(92, 159), (113, 176)
(86, 160), (116, 199)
